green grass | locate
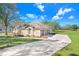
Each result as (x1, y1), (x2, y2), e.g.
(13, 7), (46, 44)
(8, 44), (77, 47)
(0, 36), (40, 49)
(53, 30), (79, 56)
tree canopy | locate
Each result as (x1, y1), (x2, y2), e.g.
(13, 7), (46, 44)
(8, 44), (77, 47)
(41, 20), (60, 31)
(0, 3), (18, 35)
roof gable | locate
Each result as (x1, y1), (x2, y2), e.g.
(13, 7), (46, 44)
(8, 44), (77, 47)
(30, 22), (51, 30)
(14, 22), (51, 30)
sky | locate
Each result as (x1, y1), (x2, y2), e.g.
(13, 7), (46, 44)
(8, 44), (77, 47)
(16, 3), (79, 26)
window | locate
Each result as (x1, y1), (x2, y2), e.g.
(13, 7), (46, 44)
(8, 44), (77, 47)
(0, 29), (2, 31)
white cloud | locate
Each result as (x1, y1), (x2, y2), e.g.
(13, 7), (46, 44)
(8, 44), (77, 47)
(40, 16), (44, 20)
(57, 8), (73, 16)
(26, 13), (46, 22)
(40, 15), (46, 20)
(35, 3), (44, 12)
(56, 8), (63, 16)
(20, 16), (27, 20)
(52, 7), (74, 21)
(26, 14), (37, 19)
(32, 15), (46, 22)
(52, 16), (59, 20)
(52, 15), (63, 20)
(68, 15), (74, 19)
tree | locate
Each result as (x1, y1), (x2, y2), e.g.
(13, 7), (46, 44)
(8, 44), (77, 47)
(50, 21), (60, 30)
(61, 25), (71, 30)
(0, 3), (17, 36)
(61, 24), (78, 31)
(41, 20), (60, 31)
(41, 20), (49, 25)
(71, 24), (78, 31)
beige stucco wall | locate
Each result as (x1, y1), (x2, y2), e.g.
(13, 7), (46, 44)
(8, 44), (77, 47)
(21, 27), (34, 36)
(21, 30), (28, 36)
(13, 26), (51, 37)
(21, 29), (41, 37)
(34, 29), (41, 37)
(13, 29), (20, 35)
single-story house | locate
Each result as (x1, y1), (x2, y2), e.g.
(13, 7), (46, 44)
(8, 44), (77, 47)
(0, 24), (5, 32)
(0, 27), (5, 32)
(0, 24), (12, 33)
(13, 22), (52, 37)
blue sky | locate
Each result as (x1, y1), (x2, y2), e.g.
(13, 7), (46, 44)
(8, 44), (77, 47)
(16, 3), (79, 26)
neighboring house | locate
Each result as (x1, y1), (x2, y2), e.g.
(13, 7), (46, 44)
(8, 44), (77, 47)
(0, 27), (5, 32)
(13, 22), (52, 37)
(0, 25), (12, 33)
(0, 25), (5, 32)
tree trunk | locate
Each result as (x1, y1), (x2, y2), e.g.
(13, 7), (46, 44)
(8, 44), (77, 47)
(5, 25), (8, 36)
(5, 15), (8, 36)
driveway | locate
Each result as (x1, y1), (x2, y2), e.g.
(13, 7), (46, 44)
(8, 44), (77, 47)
(0, 34), (71, 56)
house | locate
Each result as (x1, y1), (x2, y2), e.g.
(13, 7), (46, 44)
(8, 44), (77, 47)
(0, 25), (5, 32)
(0, 24), (12, 33)
(0, 27), (5, 32)
(13, 22), (52, 37)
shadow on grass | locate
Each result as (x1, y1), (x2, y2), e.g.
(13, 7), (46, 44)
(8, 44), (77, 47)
(69, 53), (79, 56)
(53, 53), (62, 56)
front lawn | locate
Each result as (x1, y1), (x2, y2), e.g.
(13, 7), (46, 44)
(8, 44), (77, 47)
(53, 30), (79, 56)
(0, 36), (40, 49)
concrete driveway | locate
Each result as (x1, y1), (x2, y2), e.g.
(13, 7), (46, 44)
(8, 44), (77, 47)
(0, 34), (71, 56)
